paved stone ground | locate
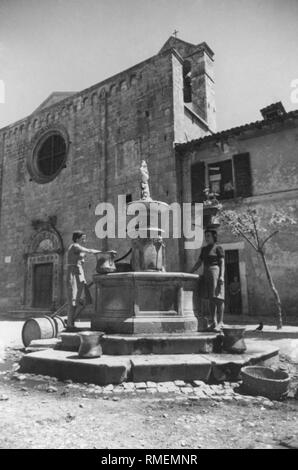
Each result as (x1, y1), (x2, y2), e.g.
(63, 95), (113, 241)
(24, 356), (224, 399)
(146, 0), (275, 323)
(0, 359), (298, 449)
(0, 321), (23, 363)
(0, 320), (298, 448)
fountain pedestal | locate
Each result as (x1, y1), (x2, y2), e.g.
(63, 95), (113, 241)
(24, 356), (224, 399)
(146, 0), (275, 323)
(91, 272), (199, 334)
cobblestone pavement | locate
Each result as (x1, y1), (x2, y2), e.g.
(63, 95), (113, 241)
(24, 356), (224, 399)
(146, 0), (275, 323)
(0, 362), (298, 449)
(2, 363), (297, 402)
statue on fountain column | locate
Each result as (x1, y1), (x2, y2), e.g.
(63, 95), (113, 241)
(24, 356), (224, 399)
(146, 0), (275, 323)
(128, 160), (166, 271)
(140, 160), (152, 201)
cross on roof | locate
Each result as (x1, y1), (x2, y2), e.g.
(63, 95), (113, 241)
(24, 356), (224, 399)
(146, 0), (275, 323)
(172, 29), (179, 38)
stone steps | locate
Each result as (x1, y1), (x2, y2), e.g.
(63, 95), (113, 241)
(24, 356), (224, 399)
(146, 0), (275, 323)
(58, 331), (219, 355)
(20, 339), (279, 385)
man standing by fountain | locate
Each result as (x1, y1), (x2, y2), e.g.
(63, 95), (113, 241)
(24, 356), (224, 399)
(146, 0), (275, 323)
(66, 231), (101, 330)
(191, 229), (225, 331)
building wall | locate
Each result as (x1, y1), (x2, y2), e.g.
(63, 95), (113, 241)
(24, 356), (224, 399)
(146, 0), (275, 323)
(0, 44), (211, 314)
(177, 120), (298, 317)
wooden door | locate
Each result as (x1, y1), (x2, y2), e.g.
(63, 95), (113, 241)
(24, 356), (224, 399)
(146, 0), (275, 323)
(33, 263), (53, 308)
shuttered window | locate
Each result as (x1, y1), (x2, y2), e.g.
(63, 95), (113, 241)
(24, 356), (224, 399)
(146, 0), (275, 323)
(233, 152), (252, 198)
(190, 152), (253, 202)
(191, 161), (205, 202)
(208, 160), (234, 199)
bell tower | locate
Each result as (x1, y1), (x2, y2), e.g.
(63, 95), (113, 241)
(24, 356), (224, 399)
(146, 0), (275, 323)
(187, 42), (216, 133)
(160, 36), (216, 134)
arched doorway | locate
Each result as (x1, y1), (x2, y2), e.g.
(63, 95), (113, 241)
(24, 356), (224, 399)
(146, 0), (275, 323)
(24, 226), (64, 310)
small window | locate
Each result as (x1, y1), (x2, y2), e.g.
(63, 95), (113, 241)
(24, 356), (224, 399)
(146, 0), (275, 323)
(208, 160), (234, 199)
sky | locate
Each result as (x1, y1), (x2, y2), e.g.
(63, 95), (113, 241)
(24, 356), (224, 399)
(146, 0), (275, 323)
(0, 0), (298, 131)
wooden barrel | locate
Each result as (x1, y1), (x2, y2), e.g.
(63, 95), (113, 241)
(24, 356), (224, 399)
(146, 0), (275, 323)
(22, 315), (57, 347)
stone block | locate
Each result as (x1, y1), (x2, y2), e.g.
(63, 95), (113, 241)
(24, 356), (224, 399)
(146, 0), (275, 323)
(59, 332), (81, 351)
(20, 349), (131, 385)
(130, 354), (212, 383)
(25, 338), (61, 353)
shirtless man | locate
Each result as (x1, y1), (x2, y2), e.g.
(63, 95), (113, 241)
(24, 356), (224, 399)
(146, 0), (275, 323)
(66, 231), (101, 330)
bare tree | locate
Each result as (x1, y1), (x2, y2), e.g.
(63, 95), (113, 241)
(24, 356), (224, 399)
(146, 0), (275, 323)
(220, 207), (296, 329)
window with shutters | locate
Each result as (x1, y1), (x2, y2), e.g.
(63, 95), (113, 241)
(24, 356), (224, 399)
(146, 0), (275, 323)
(208, 160), (234, 199)
(191, 152), (252, 202)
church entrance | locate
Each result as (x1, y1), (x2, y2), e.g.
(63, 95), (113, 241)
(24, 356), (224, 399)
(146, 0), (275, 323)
(24, 222), (64, 310)
(33, 263), (53, 308)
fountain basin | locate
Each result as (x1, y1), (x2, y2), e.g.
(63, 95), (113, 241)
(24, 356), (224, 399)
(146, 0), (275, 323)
(241, 366), (290, 400)
(91, 272), (200, 334)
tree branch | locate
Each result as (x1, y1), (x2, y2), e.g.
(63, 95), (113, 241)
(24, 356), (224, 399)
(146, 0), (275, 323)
(251, 213), (261, 250)
(261, 230), (279, 249)
(236, 228), (258, 252)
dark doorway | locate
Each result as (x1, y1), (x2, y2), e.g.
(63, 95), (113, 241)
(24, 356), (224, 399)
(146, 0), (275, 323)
(225, 250), (242, 315)
(33, 263), (53, 308)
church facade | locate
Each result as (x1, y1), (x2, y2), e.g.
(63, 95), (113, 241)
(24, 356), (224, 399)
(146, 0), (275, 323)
(0, 36), (297, 320)
(0, 37), (215, 315)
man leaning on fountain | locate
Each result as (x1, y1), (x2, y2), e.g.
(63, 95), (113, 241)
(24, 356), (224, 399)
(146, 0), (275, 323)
(66, 231), (101, 330)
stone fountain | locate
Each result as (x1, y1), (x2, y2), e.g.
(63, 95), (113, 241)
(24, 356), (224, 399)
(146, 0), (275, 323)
(92, 160), (200, 335)
(19, 162), (279, 385)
